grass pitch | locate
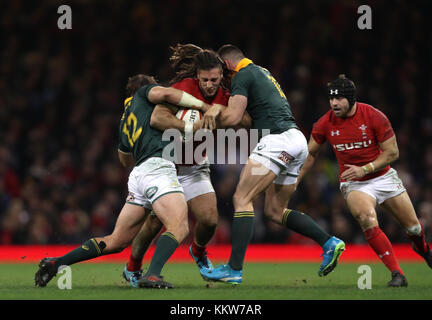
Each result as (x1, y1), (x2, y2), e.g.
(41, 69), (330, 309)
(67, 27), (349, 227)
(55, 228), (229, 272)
(1, 262), (432, 300)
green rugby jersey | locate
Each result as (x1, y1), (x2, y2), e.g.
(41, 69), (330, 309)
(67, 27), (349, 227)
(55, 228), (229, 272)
(231, 58), (298, 134)
(118, 84), (169, 166)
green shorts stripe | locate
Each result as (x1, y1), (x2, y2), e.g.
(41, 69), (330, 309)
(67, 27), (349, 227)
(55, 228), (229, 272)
(252, 151), (285, 170)
(126, 201), (146, 207)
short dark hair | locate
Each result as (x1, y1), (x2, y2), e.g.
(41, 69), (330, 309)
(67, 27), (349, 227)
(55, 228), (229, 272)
(125, 74), (157, 97)
(217, 44), (244, 61)
(194, 49), (224, 72)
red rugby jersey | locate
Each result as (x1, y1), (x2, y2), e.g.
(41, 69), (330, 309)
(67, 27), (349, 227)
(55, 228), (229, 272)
(172, 78), (229, 105)
(312, 102), (395, 182)
(171, 78), (230, 166)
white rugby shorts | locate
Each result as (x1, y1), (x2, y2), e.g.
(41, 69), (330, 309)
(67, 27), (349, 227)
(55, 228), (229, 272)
(126, 157), (184, 209)
(340, 168), (406, 204)
(177, 164), (215, 201)
(249, 128), (308, 185)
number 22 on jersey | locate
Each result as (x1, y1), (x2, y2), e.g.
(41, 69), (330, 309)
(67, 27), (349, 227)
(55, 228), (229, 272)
(122, 98), (142, 147)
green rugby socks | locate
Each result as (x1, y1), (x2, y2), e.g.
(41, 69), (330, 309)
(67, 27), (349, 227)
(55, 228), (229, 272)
(145, 232), (179, 277)
(282, 209), (330, 247)
(228, 211), (255, 271)
(57, 238), (105, 267)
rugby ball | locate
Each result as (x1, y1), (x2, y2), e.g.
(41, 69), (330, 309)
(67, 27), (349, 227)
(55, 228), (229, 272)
(175, 108), (202, 123)
(175, 109), (202, 142)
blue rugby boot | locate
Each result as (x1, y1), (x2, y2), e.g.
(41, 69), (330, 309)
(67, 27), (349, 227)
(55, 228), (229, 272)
(318, 236), (345, 277)
(189, 245), (213, 271)
(200, 263), (242, 284)
(122, 265), (143, 288)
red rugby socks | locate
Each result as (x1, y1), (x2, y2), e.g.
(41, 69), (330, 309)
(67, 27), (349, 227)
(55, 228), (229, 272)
(127, 255), (142, 272)
(406, 224), (428, 253)
(364, 226), (404, 275)
(191, 241), (206, 258)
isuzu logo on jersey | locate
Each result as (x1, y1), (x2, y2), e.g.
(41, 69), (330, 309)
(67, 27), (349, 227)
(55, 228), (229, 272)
(333, 140), (372, 151)
(331, 130), (340, 136)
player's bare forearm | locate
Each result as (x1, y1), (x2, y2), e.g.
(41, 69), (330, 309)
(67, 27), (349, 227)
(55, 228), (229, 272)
(218, 107), (243, 127)
(370, 148), (399, 171)
(373, 135), (399, 169)
(341, 151), (399, 180)
(150, 104), (185, 131)
(342, 136), (399, 180)
(218, 95), (248, 128)
(297, 153), (316, 187)
(239, 111), (253, 129)
(217, 111), (252, 129)
(297, 136), (321, 186)
(148, 86), (211, 112)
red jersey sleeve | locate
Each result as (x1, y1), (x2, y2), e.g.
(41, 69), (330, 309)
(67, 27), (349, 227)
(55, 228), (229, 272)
(311, 116), (328, 144)
(371, 107), (395, 142)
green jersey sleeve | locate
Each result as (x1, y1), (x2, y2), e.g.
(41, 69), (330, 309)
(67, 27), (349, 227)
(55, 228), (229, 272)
(136, 84), (158, 103)
(230, 71), (251, 97)
(118, 141), (131, 154)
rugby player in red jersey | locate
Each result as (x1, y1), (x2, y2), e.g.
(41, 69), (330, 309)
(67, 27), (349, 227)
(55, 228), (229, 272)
(122, 44), (251, 287)
(297, 74), (432, 287)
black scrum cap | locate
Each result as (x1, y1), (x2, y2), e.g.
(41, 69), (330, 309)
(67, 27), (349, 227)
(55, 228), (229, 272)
(327, 74), (356, 108)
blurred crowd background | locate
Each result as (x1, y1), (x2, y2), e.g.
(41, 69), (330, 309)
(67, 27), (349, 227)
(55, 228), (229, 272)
(1, 0), (431, 247)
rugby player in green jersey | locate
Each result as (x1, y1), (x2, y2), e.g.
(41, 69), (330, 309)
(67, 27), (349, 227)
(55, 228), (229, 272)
(200, 45), (345, 284)
(34, 74), (212, 289)
(122, 44), (250, 288)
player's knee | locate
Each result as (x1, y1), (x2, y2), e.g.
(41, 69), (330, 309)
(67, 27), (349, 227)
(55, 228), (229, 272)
(105, 237), (129, 254)
(405, 223), (422, 236)
(352, 211), (377, 229)
(198, 216), (217, 229)
(202, 208), (219, 227)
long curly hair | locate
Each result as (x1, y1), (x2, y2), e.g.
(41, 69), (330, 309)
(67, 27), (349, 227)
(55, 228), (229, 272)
(168, 43), (233, 90)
